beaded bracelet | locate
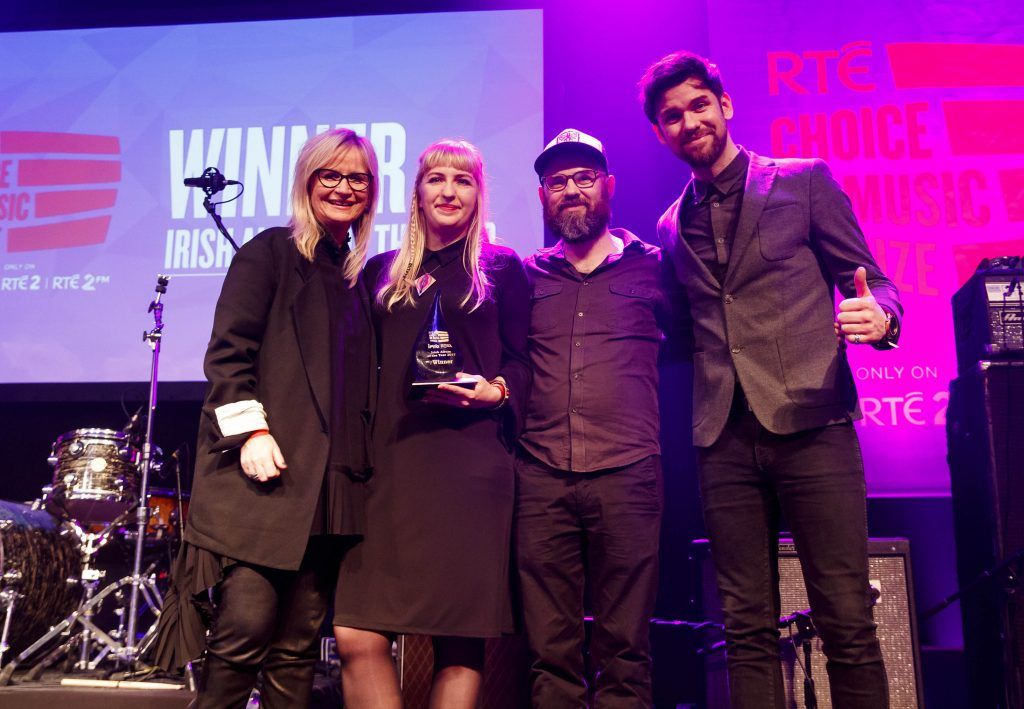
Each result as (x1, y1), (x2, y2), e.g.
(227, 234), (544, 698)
(489, 379), (510, 410)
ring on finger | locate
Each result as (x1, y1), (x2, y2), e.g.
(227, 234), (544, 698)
(853, 334), (862, 344)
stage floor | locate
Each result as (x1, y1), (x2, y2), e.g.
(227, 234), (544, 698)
(0, 669), (352, 708)
(0, 671), (193, 708)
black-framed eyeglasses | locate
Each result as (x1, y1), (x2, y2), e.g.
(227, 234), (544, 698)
(315, 168), (373, 192)
(540, 169), (604, 192)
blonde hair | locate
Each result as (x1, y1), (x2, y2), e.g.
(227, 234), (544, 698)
(379, 138), (491, 312)
(288, 128), (379, 287)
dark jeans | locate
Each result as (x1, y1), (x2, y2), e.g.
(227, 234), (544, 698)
(515, 451), (663, 709)
(697, 405), (888, 709)
(193, 536), (343, 709)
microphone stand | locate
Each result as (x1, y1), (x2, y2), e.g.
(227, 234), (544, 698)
(123, 274), (170, 669)
(780, 610), (819, 709)
(202, 195), (239, 252)
(922, 548), (1024, 620)
(795, 614), (818, 709)
(190, 166), (241, 252)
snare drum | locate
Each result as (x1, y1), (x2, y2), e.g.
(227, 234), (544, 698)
(0, 500), (82, 656)
(49, 428), (140, 524)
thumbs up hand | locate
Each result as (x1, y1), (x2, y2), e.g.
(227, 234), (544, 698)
(836, 266), (888, 345)
(854, 266), (872, 299)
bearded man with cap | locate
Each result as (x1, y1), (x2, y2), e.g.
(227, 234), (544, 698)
(515, 128), (682, 708)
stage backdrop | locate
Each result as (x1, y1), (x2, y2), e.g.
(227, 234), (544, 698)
(704, 0), (1024, 494)
(3, 0), (1023, 498)
(0, 9), (543, 383)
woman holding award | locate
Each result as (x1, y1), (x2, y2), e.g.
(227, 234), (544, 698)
(332, 138), (530, 708)
(153, 128), (377, 708)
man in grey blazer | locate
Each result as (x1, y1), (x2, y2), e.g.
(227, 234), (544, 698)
(640, 51), (901, 708)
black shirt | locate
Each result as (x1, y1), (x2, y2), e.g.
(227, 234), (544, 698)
(422, 238), (464, 273)
(680, 148), (750, 284)
(520, 229), (679, 472)
(311, 236), (368, 535)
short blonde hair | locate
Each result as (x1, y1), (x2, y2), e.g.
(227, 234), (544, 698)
(288, 128), (379, 287)
(379, 138), (491, 311)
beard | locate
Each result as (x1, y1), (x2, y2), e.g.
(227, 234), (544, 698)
(544, 195), (611, 243)
(681, 127), (727, 168)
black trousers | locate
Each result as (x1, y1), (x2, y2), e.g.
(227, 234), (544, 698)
(193, 536), (343, 709)
(697, 404), (888, 709)
(514, 451), (663, 709)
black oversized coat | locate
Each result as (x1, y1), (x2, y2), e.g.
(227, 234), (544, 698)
(184, 227), (373, 571)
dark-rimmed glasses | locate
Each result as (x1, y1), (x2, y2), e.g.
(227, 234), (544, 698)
(540, 169), (604, 192)
(315, 168), (373, 192)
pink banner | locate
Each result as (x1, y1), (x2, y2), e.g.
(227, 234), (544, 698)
(709, 2), (1024, 494)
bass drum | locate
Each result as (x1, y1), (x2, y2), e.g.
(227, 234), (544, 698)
(0, 500), (82, 656)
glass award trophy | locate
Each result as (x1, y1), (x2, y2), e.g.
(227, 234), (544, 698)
(410, 290), (476, 395)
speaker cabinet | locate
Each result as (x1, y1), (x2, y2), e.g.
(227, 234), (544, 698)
(692, 538), (923, 708)
(948, 361), (1024, 708)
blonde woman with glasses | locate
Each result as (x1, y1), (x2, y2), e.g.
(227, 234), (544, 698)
(332, 138), (531, 708)
(154, 128), (377, 708)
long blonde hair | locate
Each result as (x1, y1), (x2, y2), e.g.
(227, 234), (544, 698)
(379, 138), (491, 312)
(288, 128), (379, 287)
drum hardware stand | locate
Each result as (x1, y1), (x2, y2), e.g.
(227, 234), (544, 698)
(0, 563), (164, 683)
(0, 514), (166, 684)
(0, 570), (21, 666)
(122, 273), (170, 672)
(35, 481), (66, 516)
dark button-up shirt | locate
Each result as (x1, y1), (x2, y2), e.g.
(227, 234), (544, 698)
(421, 237), (466, 273)
(520, 229), (679, 472)
(313, 236), (369, 535)
(680, 148), (750, 284)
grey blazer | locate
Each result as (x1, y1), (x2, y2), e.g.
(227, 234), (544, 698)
(657, 151), (902, 448)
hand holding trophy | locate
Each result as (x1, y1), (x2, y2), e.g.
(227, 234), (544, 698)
(411, 290), (503, 408)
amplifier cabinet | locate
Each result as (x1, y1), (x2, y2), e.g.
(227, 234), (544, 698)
(952, 267), (1024, 374)
(948, 361), (1024, 708)
(692, 538), (923, 708)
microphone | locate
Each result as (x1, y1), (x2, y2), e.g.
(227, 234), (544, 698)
(183, 167), (241, 195)
(122, 404), (145, 437)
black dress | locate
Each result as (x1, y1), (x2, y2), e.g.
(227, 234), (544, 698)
(333, 238), (530, 637)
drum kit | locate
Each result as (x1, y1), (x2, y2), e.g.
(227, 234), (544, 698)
(0, 426), (188, 682)
(0, 275), (187, 684)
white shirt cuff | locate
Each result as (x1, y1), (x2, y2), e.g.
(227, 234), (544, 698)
(214, 400), (269, 437)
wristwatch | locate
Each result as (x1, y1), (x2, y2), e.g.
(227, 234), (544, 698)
(875, 308), (900, 349)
